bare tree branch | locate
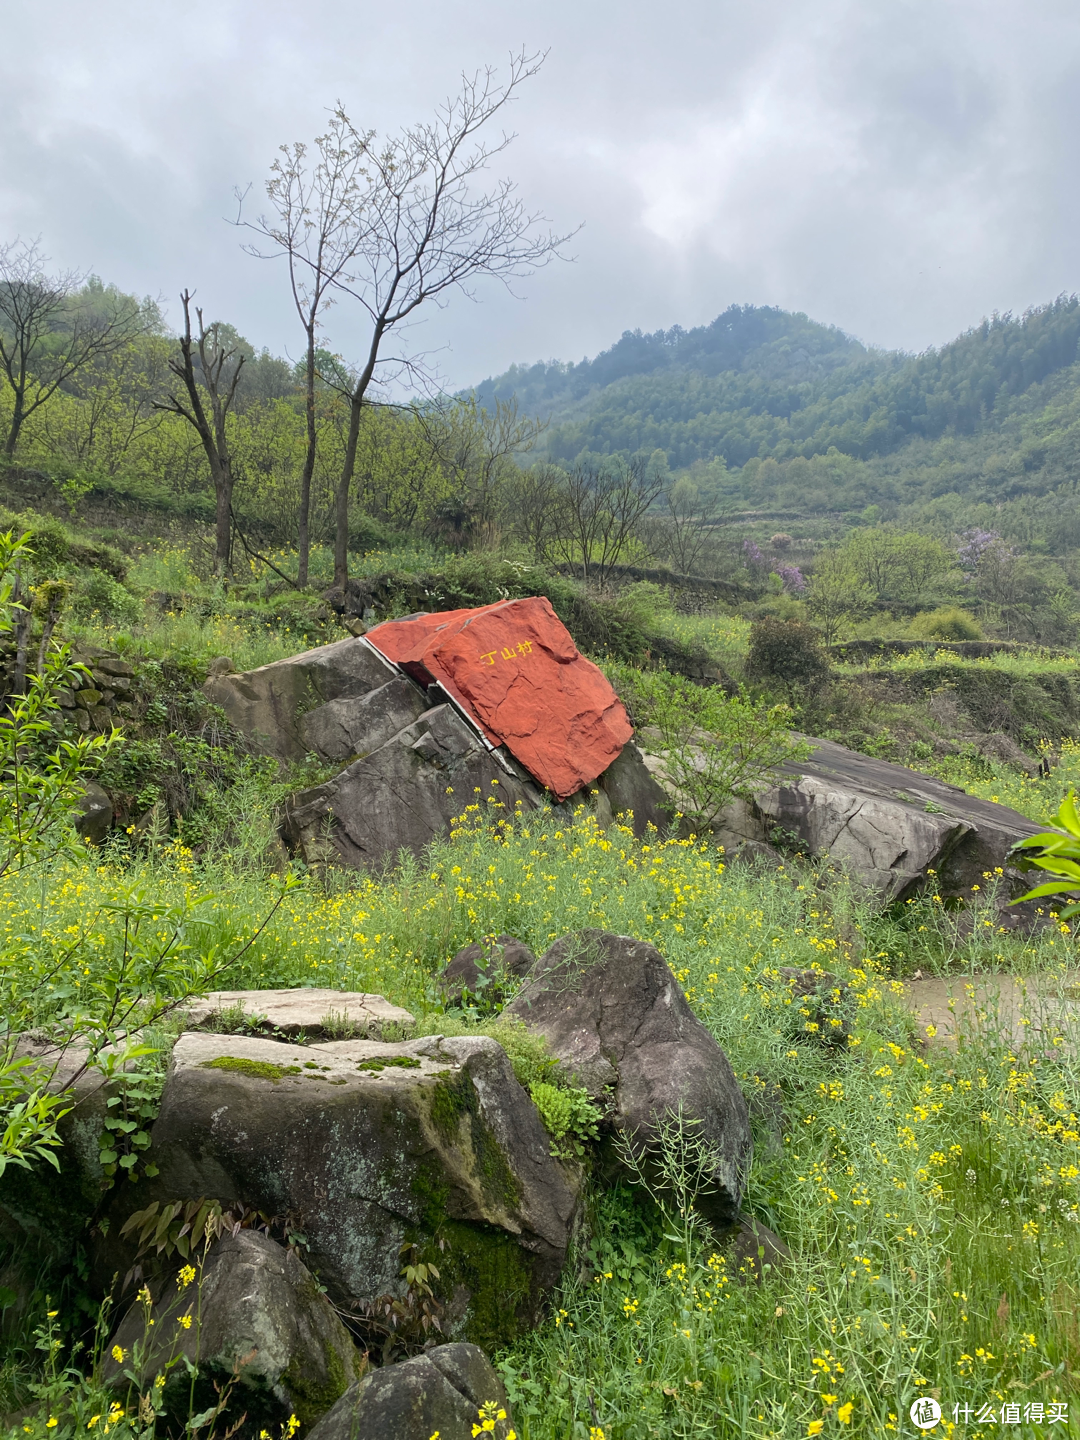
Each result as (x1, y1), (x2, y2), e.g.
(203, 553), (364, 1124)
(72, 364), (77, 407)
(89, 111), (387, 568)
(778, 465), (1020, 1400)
(0, 238), (154, 457)
(246, 50), (576, 593)
(233, 115), (373, 586)
(154, 292), (246, 576)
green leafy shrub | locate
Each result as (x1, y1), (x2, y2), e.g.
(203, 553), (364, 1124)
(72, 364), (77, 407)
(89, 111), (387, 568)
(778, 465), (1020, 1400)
(71, 571), (142, 626)
(610, 580), (675, 632)
(529, 1081), (602, 1160)
(745, 616), (830, 690)
(605, 666), (811, 829)
(910, 605), (983, 640)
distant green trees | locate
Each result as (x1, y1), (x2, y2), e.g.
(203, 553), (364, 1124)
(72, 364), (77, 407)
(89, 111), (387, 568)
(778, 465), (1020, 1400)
(496, 296), (1080, 476)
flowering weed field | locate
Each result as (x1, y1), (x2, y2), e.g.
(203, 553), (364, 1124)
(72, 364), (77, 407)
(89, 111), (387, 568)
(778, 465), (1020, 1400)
(4, 798), (1079, 1438)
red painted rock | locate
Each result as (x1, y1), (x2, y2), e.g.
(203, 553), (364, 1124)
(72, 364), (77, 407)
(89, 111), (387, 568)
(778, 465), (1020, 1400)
(366, 596), (632, 799)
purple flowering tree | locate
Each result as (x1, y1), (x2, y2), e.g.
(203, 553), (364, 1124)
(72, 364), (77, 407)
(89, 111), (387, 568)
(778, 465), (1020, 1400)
(743, 538), (765, 569)
(957, 528), (1000, 571)
(776, 564), (807, 594)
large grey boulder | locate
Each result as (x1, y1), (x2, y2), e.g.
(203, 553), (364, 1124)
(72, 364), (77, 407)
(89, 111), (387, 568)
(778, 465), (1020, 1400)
(282, 704), (541, 870)
(103, 1230), (362, 1430)
(506, 929), (752, 1227)
(308, 1343), (511, 1440)
(127, 1031), (580, 1347)
(180, 988), (414, 1039)
(759, 736), (1039, 903)
(593, 742), (673, 837)
(204, 636), (402, 762)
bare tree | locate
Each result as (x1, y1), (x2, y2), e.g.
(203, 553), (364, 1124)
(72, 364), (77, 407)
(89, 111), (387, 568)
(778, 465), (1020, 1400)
(549, 457), (665, 587)
(0, 238), (152, 458)
(155, 292), (246, 576)
(235, 117), (373, 587)
(271, 51), (571, 594)
(507, 462), (565, 562)
(644, 476), (725, 576)
(417, 394), (545, 543)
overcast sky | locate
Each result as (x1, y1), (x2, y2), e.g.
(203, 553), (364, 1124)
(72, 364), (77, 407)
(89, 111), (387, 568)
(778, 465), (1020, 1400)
(4, 0), (1080, 390)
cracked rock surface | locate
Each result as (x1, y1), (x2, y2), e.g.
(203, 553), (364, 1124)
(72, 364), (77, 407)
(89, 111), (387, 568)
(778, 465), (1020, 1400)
(283, 703), (541, 869)
(758, 736), (1039, 902)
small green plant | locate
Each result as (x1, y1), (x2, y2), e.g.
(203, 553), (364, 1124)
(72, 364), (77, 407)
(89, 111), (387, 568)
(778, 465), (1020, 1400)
(612, 668), (812, 830)
(204, 1002), (268, 1035)
(1010, 789), (1080, 916)
(354, 1239), (447, 1363)
(529, 1081), (602, 1161)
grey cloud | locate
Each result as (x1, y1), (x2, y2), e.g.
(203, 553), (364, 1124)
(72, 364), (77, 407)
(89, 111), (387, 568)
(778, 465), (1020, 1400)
(2, 0), (1079, 388)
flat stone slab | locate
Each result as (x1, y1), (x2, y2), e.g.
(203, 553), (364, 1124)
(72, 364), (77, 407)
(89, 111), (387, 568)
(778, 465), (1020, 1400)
(181, 988), (414, 1038)
(905, 972), (1080, 1052)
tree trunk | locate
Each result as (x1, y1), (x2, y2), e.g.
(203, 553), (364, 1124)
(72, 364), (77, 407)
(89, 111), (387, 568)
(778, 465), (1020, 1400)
(297, 331), (317, 589)
(334, 393), (363, 593)
(4, 390), (23, 458)
(213, 457), (233, 577)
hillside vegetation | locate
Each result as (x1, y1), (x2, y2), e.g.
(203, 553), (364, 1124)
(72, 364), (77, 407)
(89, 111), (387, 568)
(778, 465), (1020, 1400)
(474, 298), (1080, 554)
(3, 256), (1080, 1440)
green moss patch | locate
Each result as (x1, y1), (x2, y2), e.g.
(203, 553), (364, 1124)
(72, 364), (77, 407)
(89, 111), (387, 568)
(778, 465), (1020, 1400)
(200, 1056), (302, 1082)
(428, 1071), (521, 1212)
(355, 1055), (422, 1072)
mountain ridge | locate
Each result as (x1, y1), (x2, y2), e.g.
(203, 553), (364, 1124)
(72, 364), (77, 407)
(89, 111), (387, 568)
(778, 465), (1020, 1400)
(469, 297), (1080, 476)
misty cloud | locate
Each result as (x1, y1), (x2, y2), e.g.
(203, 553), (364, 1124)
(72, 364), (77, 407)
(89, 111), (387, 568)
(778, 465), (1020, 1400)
(3, 0), (1079, 388)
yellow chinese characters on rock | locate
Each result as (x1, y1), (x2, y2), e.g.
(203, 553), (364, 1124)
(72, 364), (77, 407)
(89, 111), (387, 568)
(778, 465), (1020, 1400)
(479, 640), (533, 666)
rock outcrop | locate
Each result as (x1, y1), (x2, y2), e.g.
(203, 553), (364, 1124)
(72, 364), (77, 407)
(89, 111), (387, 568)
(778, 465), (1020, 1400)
(758, 736), (1040, 902)
(297, 675), (429, 764)
(204, 636), (404, 763)
(282, 704), (541, 870)
(206, 630), (667, 868)
(591, 741), (673, 837)
(506, 929), (752, 1227)
(307, 1343), (512, 1440)
(131, 1031), (580, 1347)
(104, 1231), (362, 1430)
(180, 988), (414, 1039)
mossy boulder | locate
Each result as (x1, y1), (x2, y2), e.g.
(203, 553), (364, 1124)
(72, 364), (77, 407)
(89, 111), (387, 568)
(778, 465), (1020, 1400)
(307, 1343), (512, 1440)
(119, 1032), (580, 1348)
(103, 1230), (362, 1432)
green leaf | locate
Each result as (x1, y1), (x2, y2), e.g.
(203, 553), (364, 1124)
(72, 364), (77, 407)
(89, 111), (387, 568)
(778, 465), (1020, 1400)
(1058, 790), (1080, 838)
(1015, 881), (1080, 901)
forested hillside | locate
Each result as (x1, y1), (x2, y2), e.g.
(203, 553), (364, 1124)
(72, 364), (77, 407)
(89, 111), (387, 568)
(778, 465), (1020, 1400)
(472, 297), (1080, 547)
